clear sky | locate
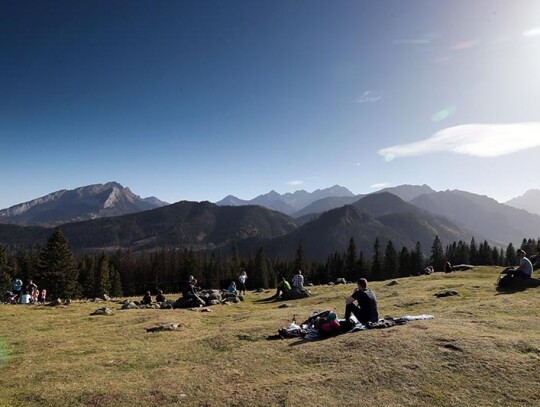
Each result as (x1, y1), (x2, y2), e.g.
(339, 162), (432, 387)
(1, 0), (539, 209)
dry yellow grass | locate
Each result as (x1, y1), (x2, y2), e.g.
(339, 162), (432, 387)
(1, 267), (539, 407)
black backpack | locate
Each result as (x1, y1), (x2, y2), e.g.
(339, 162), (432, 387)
(497, 274), (514, 288)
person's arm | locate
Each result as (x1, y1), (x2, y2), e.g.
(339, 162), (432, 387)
(345, 289), (358, 305)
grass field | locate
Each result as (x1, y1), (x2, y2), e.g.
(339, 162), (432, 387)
(1, 267), (539, 407)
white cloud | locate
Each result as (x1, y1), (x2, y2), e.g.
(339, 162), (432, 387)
(378, 123), (540, 160)
(370, 183), (390, 189)
(356, 91), (381, 103)
(523, 27), (540, 37)
(287, 180), (304, 186)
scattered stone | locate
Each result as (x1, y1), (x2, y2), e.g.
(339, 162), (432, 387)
(254, 288), (265, 293)
(386, 280), (399, 286)
(434, 290), (459, 298)
(146, 322), (180, 333)
(64, 299), (71, 305)
(121, 302), (139, 310)
(278, 303), (293, 308)
(306, 282), (314, 287)
(335, 278), (347, 285)
(327, 282), (335, 285)
(90, 297), (103, 303)
(91, 307), (113, 316)
(190, 307), (213, 312)
(103, 294), (111, 301)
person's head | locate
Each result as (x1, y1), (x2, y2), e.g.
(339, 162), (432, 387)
(297, 270), (302, 275)
(158, 290), (163, 294)
(189, 275), (194, 281)
(280, 275), (286, 281)
(357, 278), (368, 290)
(517, 249), (526, 257)
(146, 291), (151, 296)
(231, 281), (236, 286)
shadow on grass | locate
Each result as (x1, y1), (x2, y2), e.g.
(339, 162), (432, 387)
(495, 277), (540, 295)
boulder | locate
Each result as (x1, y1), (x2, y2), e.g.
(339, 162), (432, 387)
(146, 322), (180, 333)
(121, 302), (139, 310)
(434, 290), (459, 298)
(91, 307), (113, 316)
(103, 294), (111, 301)
(386, 280), (399, 286)
(335, 278), (347, 285)
(282, 287), (310, 300)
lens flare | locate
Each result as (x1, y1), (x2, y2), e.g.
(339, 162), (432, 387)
(432, 105), (457, 122)
(385, 153), (395, 162)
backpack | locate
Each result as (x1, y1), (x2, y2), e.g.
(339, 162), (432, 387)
(497, 274), (514, 288)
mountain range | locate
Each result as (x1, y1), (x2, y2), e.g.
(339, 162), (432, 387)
(0, 182), (168, 226)
(505, 189), (540, 216)
(0, 182), (539, 260)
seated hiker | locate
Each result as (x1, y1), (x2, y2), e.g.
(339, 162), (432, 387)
(503, 249), (533, 279)
(228, 281), (237, 294)
(12, 278), (23, 301)
(344, 278), (379, 325)
(155, 290), (166, 303)
(444, 262), (454, 273)
(141, 291), (152, 305)
(183, 276), (205, 307)
(292, 270), (304, 289)
(276, 276), (291, 298)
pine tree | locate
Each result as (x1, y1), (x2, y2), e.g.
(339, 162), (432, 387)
(383, 240), (398, 280)
(37, 228), (78, 299)
(370, 238), (383, 281)
(469, 237), (478, 265)
(505, 243), (516, 266)
(398, 247), (411, 277)
(410, 242), (424, 275)
(294, 240), (308, 276)
(109, 263), (123, 297)
(430, 235), (444, 271)
(95, 253), (111, 297)
(253, 246), (269, 288)
(0, 245), (11, 292)
(345, 238), (358, 282)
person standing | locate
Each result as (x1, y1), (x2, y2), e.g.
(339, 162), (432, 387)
(344, 278), (379, 325)
(238, 271), (247, 295)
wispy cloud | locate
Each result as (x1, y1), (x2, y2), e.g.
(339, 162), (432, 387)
(378, 123), (540, 160)
(356, 91), (381, 103)
(451, 40), (479, 50)
(287, 180), (304, 186)
(393, 39), (431, 45)
(370, 183), (390, 189)
(523, 27), (540, 37)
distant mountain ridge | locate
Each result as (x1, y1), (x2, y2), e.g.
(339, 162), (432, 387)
(0, 182), (168, 226)
(505, 189), (540, 216)
(216, 185), (355, 215)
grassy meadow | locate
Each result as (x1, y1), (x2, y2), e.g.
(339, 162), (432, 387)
(1, 266), (539, 407)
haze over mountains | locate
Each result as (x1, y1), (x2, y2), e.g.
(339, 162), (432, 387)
(0, 182), (538, 260)
(505, 189), (540, 216)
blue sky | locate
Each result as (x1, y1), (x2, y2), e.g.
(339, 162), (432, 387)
(1, 0), (539, 209)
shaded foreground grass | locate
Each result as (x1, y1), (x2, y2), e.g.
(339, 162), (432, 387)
(1, 267), (539, 407)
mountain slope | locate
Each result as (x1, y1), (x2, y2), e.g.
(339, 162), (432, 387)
(411, 190), (540, 245)
(0, 182), (168, 226)
(0, 201), (298, 252)
(292, 195), (362, 218)
(505, 189), (540, 216)
(378, 184), (436, 201)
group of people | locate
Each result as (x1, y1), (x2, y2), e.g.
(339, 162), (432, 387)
(276, 269), (309, 297)
(4, 278), (46, 304)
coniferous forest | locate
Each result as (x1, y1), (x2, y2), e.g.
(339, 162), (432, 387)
(0, 228), (538, 300)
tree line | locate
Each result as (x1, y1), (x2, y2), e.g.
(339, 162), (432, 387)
(1, 228), (538, 300)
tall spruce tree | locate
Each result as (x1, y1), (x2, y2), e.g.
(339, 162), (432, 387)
(505, 243), (517, 266)
(345, 238), (358, 282)
(294, 240), (308, 276)
(0, 245), (11, 292)
(430, 235), (444, 271)
(410, 242), (424, 275)
(253, 246), (269, 288)
(370, 238), (383, 281)
(383, 240), (398, 280)
(95, 253), (111, 297)
(398, 247), (411, 277)
(37, 228), (78, 299)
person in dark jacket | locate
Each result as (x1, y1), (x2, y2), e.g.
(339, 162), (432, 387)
(344, 278), (379, 325)
(141, 291), (152, 305)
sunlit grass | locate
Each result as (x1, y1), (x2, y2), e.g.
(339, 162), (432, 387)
(0, 267), (539, 406)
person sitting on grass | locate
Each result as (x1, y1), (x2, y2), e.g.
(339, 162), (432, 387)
(155, 290), (166, 303)
(504, 249), (533, 280)
(344, 278), (379, 325)
(276, 276), (291, 298)
(228, 281), (237, 294)
(141, 291), (152, 305)
(183, 276), (205, 307)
